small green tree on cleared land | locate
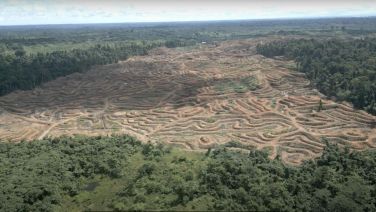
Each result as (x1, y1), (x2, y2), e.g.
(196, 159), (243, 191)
(318, 99), (323, 112)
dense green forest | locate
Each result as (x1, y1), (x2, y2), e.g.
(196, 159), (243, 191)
(1, 135), (375, 211)
(257, 38), (376, 115)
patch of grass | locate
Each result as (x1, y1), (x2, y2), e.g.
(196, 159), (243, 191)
(271, 98), (276, 108)
(206, 117), (216, 123)
(214, 76), (260, 94)
(108, 120), (122, 129)
(93, 122), (103, 129)
(233, 83), (248, 93)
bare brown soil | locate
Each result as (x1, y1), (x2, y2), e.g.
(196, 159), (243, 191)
(0, 39), (375, 164)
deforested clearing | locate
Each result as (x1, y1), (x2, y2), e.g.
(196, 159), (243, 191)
(0, 39), (375, 165)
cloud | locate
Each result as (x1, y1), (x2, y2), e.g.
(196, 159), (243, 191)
(0, 0), (375, 25)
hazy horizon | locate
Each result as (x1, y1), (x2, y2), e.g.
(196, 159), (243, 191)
(1, 0), (376, 26)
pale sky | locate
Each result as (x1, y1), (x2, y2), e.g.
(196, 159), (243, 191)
(0, 0), (376, 26)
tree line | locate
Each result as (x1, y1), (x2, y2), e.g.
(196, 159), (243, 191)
(256, 38), (376, 115)
(1, 135), (375, 211)
(0, 39), (193, 96)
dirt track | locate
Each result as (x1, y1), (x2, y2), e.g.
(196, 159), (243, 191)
(0, 39), (375, 164)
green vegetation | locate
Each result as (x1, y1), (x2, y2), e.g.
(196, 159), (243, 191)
(2, 17), (376, 211)
(224, 140), (255, 150)
(214, 76), (260, 94)
(257, 38), (376, 115)
(206, 117), (217, 123)
(1, 135), (375, 211)
(0, 40), (193, 95)
(2, 17), (376, 96)
(271, 98), (277, 108)
(318, 99), (324, 112)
